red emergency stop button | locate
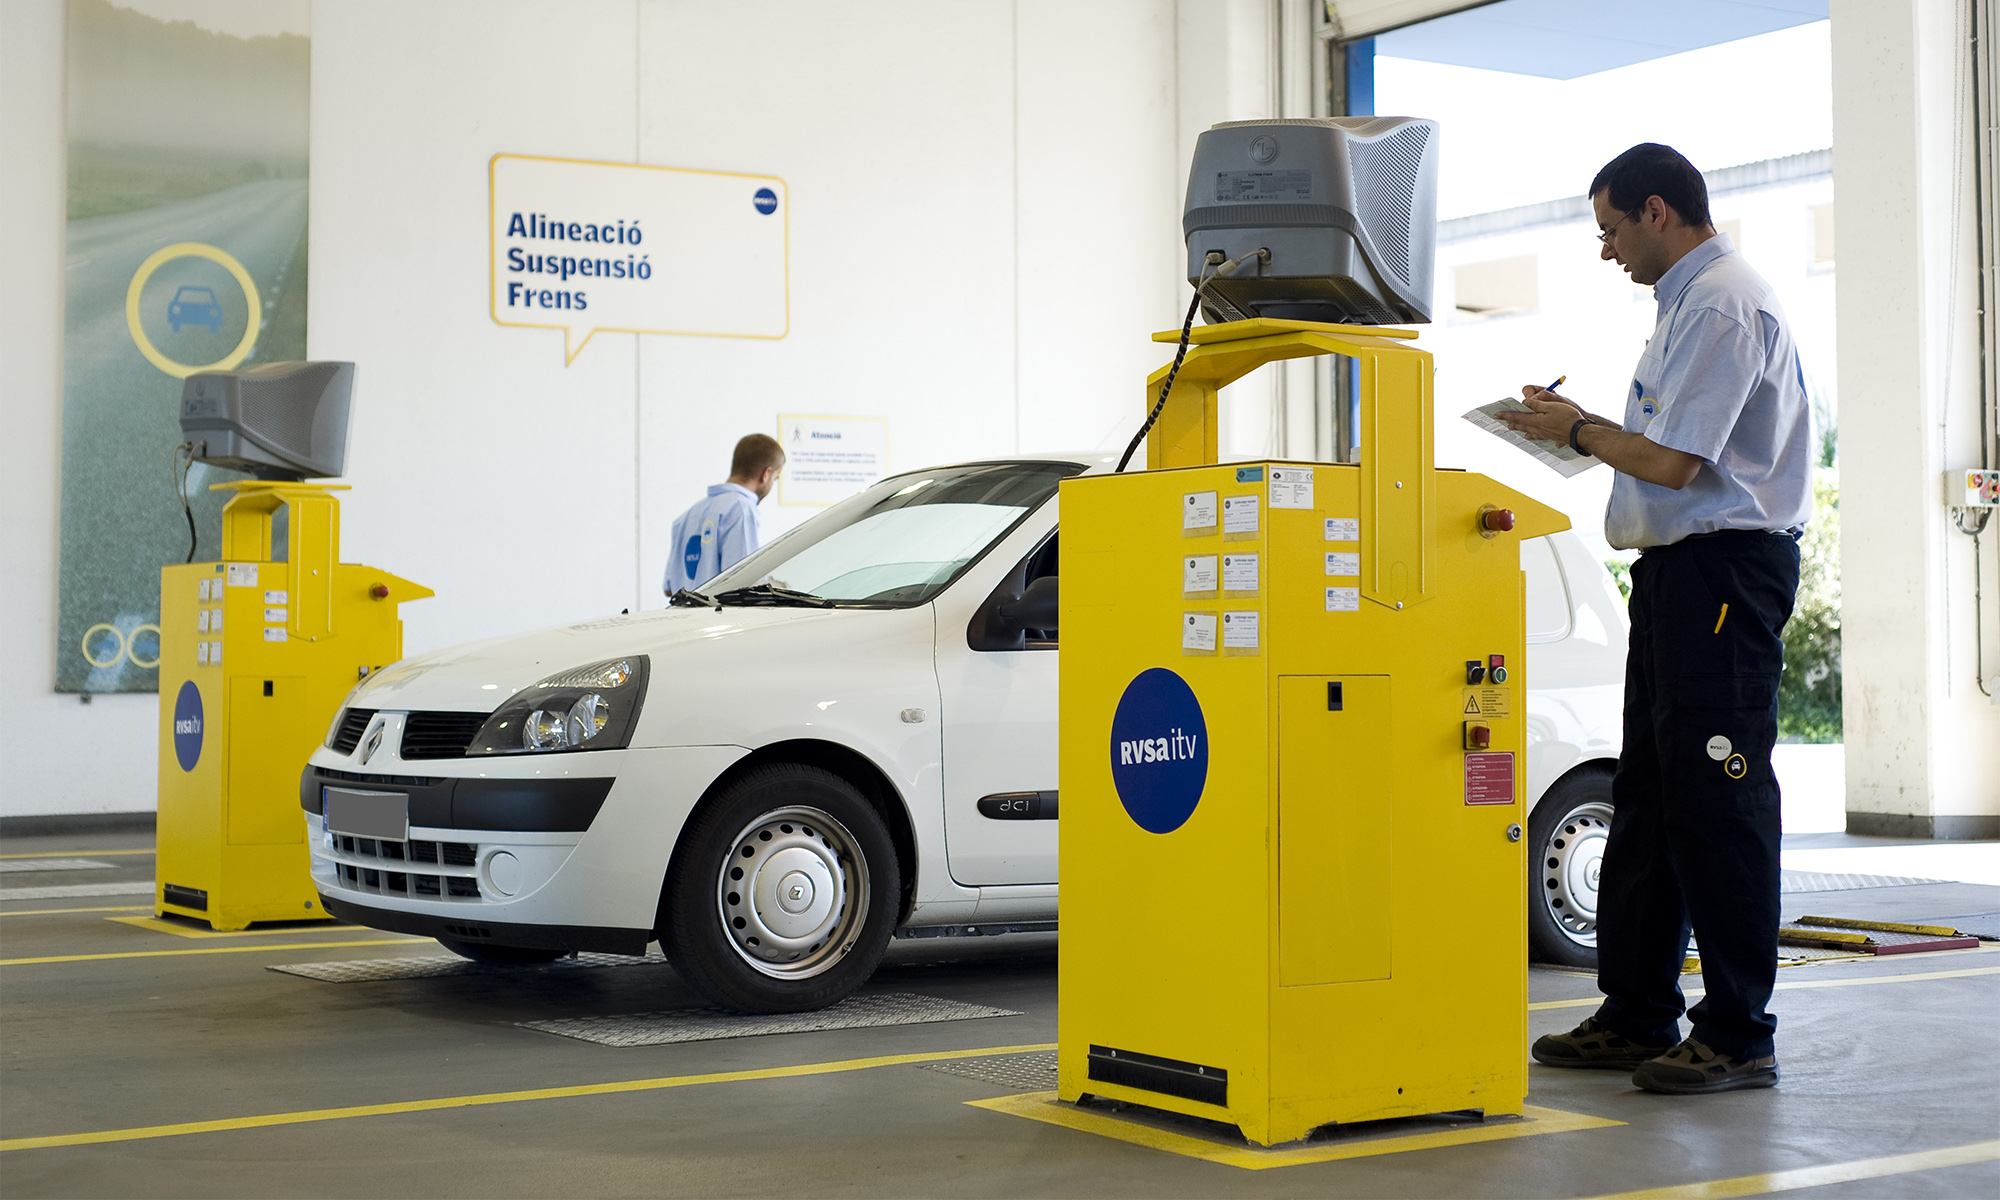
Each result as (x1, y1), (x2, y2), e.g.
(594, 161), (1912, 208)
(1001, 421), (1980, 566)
(1481, 508), (1515, 533)
(369, 583), (391, 599)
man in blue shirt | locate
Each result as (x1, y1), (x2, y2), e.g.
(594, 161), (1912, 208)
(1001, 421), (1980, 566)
(1499, 144), (1811, 1096)
(663, 434), (785, 596)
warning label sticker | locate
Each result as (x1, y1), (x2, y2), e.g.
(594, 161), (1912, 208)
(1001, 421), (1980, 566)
(1462, 687), (1512, 717)
(1465, 752), (1515, 805)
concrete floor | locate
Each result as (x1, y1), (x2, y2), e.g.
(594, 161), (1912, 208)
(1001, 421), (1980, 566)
(2, 829), (1996, 1199)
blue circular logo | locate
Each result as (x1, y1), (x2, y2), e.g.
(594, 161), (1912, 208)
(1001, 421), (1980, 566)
(172, 680), (203, 772)
(753, 187), (778, 215)
(1109, 667), (1208, 834)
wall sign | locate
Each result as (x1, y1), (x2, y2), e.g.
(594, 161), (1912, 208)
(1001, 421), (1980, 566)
(775, 415), (888, 507)
(490, 154), (789, 363)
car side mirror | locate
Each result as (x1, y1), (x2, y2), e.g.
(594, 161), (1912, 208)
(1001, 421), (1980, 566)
(995, 575), (1058, 634)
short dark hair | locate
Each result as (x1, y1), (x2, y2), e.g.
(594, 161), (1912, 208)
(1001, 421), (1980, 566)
(1589, 143), (1712, 228)
(731, 433), (785, 477)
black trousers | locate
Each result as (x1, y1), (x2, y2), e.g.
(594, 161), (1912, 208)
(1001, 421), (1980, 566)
(1597, 531), (1800, 1060)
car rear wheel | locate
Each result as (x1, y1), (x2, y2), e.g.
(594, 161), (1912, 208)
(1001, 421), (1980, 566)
(1528, 769), (1615, 970)
(437, 938), (563, 965)
(664, 764), (900, 1013)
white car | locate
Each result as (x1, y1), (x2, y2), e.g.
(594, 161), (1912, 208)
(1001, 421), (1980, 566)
(303, 454), (1626, 1012)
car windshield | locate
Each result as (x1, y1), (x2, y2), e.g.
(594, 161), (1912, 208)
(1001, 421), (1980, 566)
(701, 460), (1083, 607)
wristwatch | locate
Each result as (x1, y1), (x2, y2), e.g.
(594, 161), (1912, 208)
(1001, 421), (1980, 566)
(1569, 418), (1594, 457)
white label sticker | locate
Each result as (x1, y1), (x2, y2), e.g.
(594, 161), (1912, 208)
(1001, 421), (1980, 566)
(1222, 610), (1259, 648)
(227, 563), (258, 588)
(195, 641), (209, 665)
(1325, 552), (1360, 577)
(209, 641), (222, 664)
(1182, 611), (1218, 652)
(263, 627), (287, 643)
(1269, 466), (1314, 508)
(1325, 517), (1359, 541)
(196, 609), (210, 633)
(1222, 553), (1259, 591)
(263, 590), (289, 605)
(1183, 491), (1218, 530)
(1183, 555), (1218, 593)
(209, 608), (222, 631)
(1326, 587), (1360, 612)
(1223, 494), (1259, 534)
(264, 608), (288, 624)
(197, 579), (212, 602)
(1706, 735), (1733, 761)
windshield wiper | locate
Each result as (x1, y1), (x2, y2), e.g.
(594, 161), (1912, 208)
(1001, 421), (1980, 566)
(670, 588), (720, 610)
(711, 583), (837, 608)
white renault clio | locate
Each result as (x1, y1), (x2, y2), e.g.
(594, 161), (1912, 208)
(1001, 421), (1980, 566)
(304, 455), (1626, 1011)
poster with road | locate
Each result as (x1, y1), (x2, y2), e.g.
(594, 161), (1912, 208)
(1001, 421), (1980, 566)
(60, 0), (311, 692)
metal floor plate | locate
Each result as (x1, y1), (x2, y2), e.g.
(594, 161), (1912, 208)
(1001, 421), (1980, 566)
(921, 1049), (1058, 1091)
(520, 993), (1022, 1047)
(0, 859), (116, 873)
(1781, 871), (1942, 893)
(267, 951), (669, 982)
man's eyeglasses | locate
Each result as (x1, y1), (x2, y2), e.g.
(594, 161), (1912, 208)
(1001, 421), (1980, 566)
(1597, 210), (1642, 246)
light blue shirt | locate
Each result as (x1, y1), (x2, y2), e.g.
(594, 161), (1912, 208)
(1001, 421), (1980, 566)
(663, 482), (761, 594)
(1604, 233), (1814, 550)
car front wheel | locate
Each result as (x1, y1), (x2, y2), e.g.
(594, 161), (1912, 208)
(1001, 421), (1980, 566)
(1527, 769), (1615, 969)
(663, 764), (900, 1013)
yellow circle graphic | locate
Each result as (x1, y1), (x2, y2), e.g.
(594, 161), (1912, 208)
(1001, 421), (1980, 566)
(127, 624), (163, 669)
(1725, 753), (1748, 779)
(124, 242), (262, 379)
(81, 623), (128, 669)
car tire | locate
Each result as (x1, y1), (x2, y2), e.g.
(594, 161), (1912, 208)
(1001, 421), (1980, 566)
(1527, 768), (1615, 970)
(663, 763), (900, 1014)
(437, 937), (563, 965)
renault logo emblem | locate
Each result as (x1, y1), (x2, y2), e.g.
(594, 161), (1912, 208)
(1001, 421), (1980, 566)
(357, 719), (386, 766)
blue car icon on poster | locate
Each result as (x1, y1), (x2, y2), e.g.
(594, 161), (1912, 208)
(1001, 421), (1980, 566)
(168, 285), (224, 334)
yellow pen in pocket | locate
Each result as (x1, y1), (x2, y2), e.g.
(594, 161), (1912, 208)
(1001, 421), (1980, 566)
(1714, 602), (1729, 634)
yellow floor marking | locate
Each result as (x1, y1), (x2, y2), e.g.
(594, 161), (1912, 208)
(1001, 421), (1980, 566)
(106, 915), (359, 940)
(0, 1042), (1057, 1153)
(0, 938), (424, 966)
(0, 849), (153, 859)
(1530, 963), (2000, 1012)
(1576, 1138), (2000, 1199)
(968, 1094), (1619, 1170)
(0, 905), (150, 918)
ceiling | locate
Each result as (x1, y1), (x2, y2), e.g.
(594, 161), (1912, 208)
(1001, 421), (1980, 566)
(1364, 0), (1828, 80)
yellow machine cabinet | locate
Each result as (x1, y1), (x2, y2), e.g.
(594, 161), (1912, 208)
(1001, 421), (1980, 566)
(1057, 319), (1567, 1146)
(157, 481), (430, 930)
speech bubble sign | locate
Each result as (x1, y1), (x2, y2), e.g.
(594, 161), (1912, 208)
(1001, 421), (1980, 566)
(489, 154), (788, 363)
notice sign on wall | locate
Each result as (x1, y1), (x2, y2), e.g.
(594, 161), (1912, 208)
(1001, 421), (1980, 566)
(777, 415), (888, 506)
(490, 154), (788, 362)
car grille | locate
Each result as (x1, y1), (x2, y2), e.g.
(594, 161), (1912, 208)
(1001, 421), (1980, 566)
(400, 711), (489, 759)
(331, 833), (482, 900)
(328, 708), (376, 754)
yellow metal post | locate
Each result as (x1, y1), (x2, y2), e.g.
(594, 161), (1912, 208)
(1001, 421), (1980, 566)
(157, 482), (432, 930)
(1063, 317), (1569, 1146)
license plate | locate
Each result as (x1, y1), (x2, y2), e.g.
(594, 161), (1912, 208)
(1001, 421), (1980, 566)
(324, 788), (409, 840)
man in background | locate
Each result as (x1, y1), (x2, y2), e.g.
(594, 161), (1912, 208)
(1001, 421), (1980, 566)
(664, 433), (785, 596)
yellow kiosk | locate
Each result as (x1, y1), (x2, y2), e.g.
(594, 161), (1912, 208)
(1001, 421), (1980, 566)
(1056, 315), (1567, 1146)
(157, 363), (430, 930)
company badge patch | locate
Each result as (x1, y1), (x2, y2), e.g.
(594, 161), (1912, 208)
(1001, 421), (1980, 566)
(172, 680), (204, 772)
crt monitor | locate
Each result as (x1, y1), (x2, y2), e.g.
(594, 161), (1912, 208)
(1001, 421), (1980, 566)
(179, 361), (354, 481)
(1183, 116), (1440, 326)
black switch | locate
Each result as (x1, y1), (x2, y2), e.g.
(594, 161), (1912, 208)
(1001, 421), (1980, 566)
(1466, 660), (1486, 685)
(1327, 681), (1343, 711)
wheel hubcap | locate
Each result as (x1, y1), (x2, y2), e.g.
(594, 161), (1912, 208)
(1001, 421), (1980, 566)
(717, 806), (868, 979)
(1542, 801), (1613, 947)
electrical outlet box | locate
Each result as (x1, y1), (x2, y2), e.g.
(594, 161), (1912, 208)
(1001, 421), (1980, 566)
(1951, 468), (2000, 507)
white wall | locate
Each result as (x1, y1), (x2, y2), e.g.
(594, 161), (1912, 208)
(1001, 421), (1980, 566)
(1831, 0), (2000, 835)
(2, 0), (1225, 818)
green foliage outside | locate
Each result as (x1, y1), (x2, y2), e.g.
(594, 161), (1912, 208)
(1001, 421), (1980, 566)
(1598, 469), (1842, 743)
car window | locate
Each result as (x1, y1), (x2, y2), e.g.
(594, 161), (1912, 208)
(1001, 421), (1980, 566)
(1522, 536), (1573, 643)
(704, 461), (1082, 607)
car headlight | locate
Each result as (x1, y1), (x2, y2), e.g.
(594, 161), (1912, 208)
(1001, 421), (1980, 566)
(466, 656), (650, 755)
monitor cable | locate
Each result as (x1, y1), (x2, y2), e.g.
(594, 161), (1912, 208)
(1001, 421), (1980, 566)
(175, 441), (198, 563)
(1116, 249), (1267, 473)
